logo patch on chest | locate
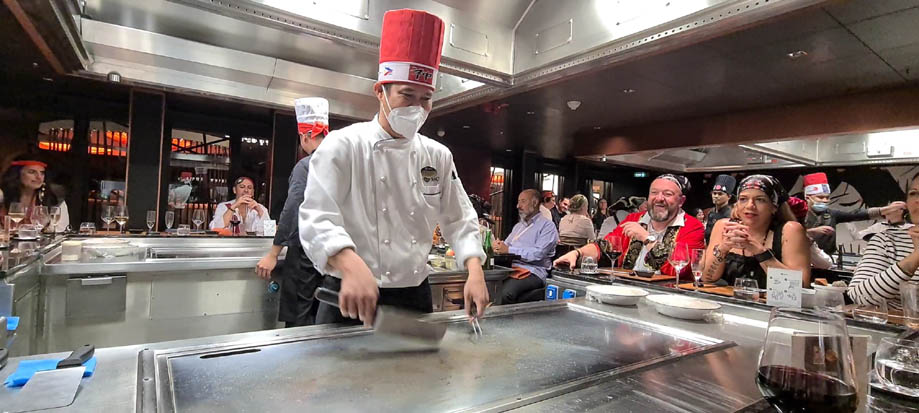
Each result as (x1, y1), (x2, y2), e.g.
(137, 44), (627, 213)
(420, 166), (441, 195)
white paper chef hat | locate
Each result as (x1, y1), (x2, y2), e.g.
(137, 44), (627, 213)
(294, 97), (329, 136)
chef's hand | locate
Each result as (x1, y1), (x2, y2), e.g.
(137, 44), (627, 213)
(329, 248), (379, 326)
(807, 226), (835, 237)
(464, 258), (489, 319)
(553, 249), (579, 270)
(255, 254), (277, 280)
(620, 222), (649, 243)
(493, 240), (510, 254)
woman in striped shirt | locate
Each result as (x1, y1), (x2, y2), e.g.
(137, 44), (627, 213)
(848, 174), (919, 309)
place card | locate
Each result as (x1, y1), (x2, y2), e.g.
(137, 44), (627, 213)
(766, 267), (803, 308)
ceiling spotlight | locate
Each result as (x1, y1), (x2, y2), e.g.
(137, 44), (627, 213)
(566, 100), (581, 111)
(622, 88), (636, 94)
(106, 71), (122, 83)
(499, 131), (504, 135)
(787, 50), (808, 60)
(593, 126), (602, 130)
(462, 125), (471, 129)
(505, 149), (512, 152)
(42, 77), (54, 82)
(526, 111), (535, 115)
(601, 155), (607, 162)
(436, 129), (446, 137)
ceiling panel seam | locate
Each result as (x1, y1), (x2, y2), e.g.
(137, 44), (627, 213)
(825, 9), (910, 82)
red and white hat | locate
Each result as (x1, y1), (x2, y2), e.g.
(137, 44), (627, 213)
(294, 97), (329, 137)
(377, 9), (445, 90)
(803, 172), (831, 196)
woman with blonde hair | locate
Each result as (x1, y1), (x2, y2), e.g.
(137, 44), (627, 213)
(558, 194), (596, 247)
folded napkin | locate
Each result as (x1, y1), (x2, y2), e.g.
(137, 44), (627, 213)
(4, 357), (97, 387)
(6, 316), (19, 331)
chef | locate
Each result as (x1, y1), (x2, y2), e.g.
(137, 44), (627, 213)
(704, 174), (736, 243)
(299, 9), (489, 326)
(256, 97), (329, 327)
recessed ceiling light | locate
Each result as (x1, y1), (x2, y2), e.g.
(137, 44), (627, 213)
(462, 125), (471, 129)
(225, 134), (230, 138)
(505, 149), (512, 152)
(787, 50), (808, 60)
(42, 77), (54, 82)
(601, 155), (607, 162)
(566, 100), (581, 111)
(499, 131), (504, 135)
(526, 111), (535, 115)
(593, 126), (602, 130)
(622, 88), (636, 94)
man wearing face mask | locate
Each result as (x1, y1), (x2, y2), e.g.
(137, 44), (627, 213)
(299, 9), (489, 326)
(803, 172), (905, 256)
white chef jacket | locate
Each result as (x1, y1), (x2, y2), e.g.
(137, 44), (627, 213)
(209, 199), (268, 233)
(299, 116), (485, 288)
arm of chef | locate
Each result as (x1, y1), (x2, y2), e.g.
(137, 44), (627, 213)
(437, 161), (486, 270)
(273, 161), (309, 247)
(299, 137), (356, 275)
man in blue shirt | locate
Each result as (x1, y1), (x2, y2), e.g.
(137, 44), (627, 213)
(493, 189), (559, 304)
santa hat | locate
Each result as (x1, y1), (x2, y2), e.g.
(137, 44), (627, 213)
(377, 9), (445, 90)
(294, 97), (329, 137)
(803, 172), (831, 196)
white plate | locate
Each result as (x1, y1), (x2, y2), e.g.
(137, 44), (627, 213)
(82, 238), (131, 245)
(586, 285), (648, 306)
(811, 283), (847, 294)
(646, 294), (722, 320)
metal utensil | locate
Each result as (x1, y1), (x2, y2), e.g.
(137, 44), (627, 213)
(315, 288), (446, 349)
(7, 344), (94, 413)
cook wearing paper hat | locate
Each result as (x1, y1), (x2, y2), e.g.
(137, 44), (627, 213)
(801, 171), (905, 255)
(299, 9), (490, 327)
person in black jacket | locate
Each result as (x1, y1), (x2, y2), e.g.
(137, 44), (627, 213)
(801, 172), (905, 256)
(704, 174), (736, 244)
(255, 97), (330, 327)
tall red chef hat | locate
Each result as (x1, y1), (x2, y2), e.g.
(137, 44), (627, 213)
(377, 9), (445, 90)
(803, 172), (831, 196)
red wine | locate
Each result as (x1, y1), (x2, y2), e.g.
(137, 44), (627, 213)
(756, 365), (857, 413)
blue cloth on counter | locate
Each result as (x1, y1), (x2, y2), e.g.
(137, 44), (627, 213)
(4, 357), (97, 387)
(6, 316), (19, 331)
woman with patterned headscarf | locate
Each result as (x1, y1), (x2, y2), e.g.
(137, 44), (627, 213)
(701, 174), (811, 288)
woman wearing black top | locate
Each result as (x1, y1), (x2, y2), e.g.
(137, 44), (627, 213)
(701, 175), (811, 288)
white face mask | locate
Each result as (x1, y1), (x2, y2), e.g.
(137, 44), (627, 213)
(383, 88), (429, 138)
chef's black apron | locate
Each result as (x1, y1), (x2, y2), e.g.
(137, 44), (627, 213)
(314, 276), (433, 326)
(277, 248), (323, 327)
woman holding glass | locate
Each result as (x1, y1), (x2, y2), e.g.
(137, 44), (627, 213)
(701, 174), (811, 288)
(0, 156), (69, 233)
(209, 176), (268, 234)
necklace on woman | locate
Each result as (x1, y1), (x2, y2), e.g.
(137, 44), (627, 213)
(742, 231), (770, 256)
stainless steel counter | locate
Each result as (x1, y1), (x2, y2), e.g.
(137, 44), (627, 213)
(0, 295), (902, 412)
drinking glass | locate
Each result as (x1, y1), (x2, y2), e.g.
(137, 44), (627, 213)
(902, 281), (919, 330)
(165, 211), (175, 232)
(30, 206), (48, 232)
(101, 205), (115, 231)
(580, 256), (598, 274)
(690, 248), (705, 288)
(146, 210), (156, 233)
(176, 224), (191, 236)
(79, 222), (96, 235)
(49, 206), (61, 235)
(734, 278), (760, 301)
(874, 337), (919, 397)
(192, 209), (205, 232)
(598, 236), (622, 268)
(7, 202), (25, 232)
(816, 289), (845, 312)
(756, 308), (858, 413)
(852, 300), (887, 324)
(668, 242), (690, 284)
(114, 205), (129, 234)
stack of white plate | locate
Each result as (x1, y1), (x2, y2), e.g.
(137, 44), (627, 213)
(586, 285), (648, 306)
(645, 294), (722, 320)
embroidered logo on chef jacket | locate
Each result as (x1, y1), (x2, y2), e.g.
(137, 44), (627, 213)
(420, 166), (441, 196)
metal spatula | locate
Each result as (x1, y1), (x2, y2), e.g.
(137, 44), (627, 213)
(315, 287), (446, 349)
(7, 344), (94, 413)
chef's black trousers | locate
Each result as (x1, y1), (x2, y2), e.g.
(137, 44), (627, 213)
(499, 275), (545, 304)
(315, 276), (433, 326)
(277, 251), (322, 328)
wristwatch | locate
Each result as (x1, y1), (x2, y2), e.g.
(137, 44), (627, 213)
(643, 234), (657, 245)
(754, 249), (776, 263)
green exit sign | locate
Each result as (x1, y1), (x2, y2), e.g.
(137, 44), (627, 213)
(633, 172), (648, 178)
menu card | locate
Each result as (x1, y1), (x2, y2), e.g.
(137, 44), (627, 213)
(766, 268), (803, 307)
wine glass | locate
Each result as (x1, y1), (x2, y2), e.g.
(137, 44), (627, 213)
(192, 209), (205, 232)
(49, 206), (61, 236)
(690, 248), (705, 288)
(114, 205), (129, 234)
(146, 210), (156, 233)
(30, 206), (49, 233)
(101, 205), (115, 231)
(599, 236), (623, 268)
(165, 211), (175, 232)
(756, 308), (858, 413)
(7, 202), (25, 232)
(875, 337), (919, 397)
(668, 242), (690, 284)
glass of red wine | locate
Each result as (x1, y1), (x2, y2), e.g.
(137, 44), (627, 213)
(599, 236), (623, 268)
(756, 308), (858, 413)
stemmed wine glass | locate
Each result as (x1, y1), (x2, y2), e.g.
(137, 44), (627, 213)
(101, 205), (115, 232)
(668, 242), (690, 284)
(690, 248), (705, 288)
(146, 210), (156, 233)
(756, 308), (858, 413)
(165, 211), (175, 233)
(192, 209), (205, 232)
(599, 236), (623, 268)
(7, 202), (25, 230)
(114, 205), (129, 234)
(49, 206), (61, 236)
(30, 206), (49, 233)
